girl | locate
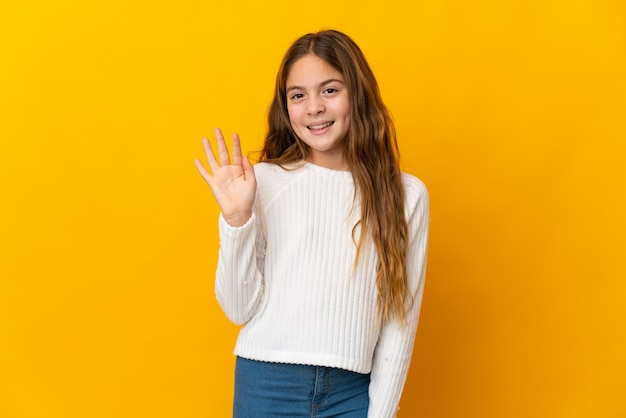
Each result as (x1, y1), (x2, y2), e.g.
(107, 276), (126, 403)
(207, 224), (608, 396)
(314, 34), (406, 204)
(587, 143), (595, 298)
(195, 30), (429, 418)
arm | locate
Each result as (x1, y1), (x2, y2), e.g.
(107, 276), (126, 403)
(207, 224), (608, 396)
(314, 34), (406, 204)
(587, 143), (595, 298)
(368, 180), (429, 417)
(214, 211), (266, 324)
(195, 129), (263, 324)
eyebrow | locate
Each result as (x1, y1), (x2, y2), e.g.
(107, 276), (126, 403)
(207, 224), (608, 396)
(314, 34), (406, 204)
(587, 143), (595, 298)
(286, 78), (345, 92)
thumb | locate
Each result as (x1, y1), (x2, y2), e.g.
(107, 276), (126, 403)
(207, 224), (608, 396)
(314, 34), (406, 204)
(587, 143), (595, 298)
(243, 155), (256, 182)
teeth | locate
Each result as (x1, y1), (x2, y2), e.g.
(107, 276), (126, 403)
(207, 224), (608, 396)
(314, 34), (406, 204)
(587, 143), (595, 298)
(308, 122), (333, 130)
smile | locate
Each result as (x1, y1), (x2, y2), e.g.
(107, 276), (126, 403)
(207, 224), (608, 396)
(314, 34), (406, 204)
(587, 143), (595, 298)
(307, 121), (334, 130)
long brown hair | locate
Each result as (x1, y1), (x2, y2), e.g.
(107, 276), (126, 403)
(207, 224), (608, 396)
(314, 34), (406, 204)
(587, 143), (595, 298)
(259, 30), (411, 324)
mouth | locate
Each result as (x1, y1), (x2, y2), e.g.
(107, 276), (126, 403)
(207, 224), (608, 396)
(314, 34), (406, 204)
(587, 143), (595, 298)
(307, 121), (334, 131)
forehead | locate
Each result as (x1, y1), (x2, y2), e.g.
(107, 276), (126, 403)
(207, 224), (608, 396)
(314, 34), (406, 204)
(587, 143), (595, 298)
(286, 55), (344, 88)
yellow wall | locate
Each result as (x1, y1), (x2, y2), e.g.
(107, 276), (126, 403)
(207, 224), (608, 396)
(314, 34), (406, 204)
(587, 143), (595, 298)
(1, 1), (624, 417)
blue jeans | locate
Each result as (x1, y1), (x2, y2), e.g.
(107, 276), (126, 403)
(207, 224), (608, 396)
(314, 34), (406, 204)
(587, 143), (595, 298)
(233, 357), (370, 417)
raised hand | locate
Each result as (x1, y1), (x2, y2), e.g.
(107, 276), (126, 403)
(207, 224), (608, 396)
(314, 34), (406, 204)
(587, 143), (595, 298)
(194, 128), (257, 227)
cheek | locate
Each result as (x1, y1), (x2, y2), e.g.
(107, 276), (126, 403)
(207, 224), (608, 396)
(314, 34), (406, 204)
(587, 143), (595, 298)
(286, 104), (298, 124)
(341, 105), (352, 133)
(339, 98), (351, 120)
(343, 106), (351, 121)
(287, 111), (296, 129)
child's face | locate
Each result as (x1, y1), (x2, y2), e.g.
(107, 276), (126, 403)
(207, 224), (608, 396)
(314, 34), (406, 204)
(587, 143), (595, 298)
(285, 54), (351, 170)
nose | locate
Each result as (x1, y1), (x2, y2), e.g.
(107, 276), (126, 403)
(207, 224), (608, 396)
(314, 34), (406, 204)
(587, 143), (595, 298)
(306, 96), (325, 115)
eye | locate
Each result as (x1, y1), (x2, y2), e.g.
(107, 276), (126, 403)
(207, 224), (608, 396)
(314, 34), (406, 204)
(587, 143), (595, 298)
(324, 88), (338, 94)
(290, 93), (305, 100)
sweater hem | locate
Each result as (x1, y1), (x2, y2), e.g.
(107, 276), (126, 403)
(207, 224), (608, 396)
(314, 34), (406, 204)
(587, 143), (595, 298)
(233, 346), (372, 375)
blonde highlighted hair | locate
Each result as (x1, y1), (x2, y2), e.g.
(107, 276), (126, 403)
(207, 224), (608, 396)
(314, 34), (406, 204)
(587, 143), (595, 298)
(260, 30), (412, 324)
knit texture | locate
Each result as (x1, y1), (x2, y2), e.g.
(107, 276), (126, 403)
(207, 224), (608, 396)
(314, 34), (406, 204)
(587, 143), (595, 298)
(215, 161), (429, 417)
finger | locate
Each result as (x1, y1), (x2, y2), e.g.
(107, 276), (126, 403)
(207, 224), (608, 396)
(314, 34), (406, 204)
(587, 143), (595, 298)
(194, 158), (213, 183)
(231, 133), (242, 167)
(214, 128), (231, 167)
(202, 137), (220, 173)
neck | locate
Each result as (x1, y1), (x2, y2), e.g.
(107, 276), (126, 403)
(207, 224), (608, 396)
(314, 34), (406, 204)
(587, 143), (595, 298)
(307, 153), (349, 171)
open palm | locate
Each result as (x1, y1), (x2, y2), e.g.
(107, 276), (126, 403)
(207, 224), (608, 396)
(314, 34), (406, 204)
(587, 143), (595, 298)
(194, 128), (256, 227)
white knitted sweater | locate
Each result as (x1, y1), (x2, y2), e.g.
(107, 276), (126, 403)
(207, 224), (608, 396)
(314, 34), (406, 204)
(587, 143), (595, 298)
(215, 161), (429, 417)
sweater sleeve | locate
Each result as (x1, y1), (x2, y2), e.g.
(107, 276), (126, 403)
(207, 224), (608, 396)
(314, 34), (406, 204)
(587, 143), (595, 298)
(368, 180), (429, 417)
(214, 211), (266, 325)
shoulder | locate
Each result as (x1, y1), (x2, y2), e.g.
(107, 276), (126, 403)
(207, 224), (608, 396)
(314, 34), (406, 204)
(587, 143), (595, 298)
(402, 172), (428, 203)
(253, 161), (285, 178)
(401, 172), (429, 219)
(253, 160), (308, 175)
(252, 161), (298, 186)
(252, 161), (308, 204)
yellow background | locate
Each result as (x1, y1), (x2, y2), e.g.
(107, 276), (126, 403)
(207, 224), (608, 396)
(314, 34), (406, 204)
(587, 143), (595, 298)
(1, 0), (625, 417)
